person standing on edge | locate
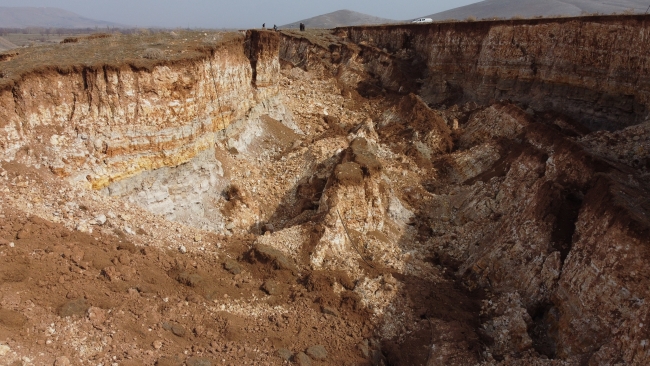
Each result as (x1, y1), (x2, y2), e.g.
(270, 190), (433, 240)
(274, 24), (278, 31)
(263, 23), (265, 28)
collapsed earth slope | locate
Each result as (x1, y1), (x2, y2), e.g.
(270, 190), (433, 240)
(0, 16), (648, 366)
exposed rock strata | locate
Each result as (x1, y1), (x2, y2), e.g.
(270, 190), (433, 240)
(0, 30), (285, 191)
(277, 22), (650, 364)
(337, 16), (650, 131)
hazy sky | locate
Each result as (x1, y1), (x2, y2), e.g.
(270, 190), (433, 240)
(0, 0), (482, 28)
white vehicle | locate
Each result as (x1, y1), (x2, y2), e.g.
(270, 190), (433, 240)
(412, 18), (433, 23)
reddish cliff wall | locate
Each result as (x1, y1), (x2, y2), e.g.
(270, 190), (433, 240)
(338, 15), (650, 131)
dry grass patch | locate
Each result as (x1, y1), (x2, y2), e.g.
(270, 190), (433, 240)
(0, 30), (243, 90)
(279, 29), (342, 50)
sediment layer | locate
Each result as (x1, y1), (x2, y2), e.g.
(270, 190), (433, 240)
(0, 30), (284, 190)
(337, 15), (650, 131)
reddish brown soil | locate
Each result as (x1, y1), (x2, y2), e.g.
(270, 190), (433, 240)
(0, 205), (485, 365)
(0, 206), (362, 365)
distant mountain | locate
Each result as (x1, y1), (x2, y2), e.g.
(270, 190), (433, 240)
(281, 9), (396, 29)
(0, 7), (125, 28)
(422, 0), (649, 21)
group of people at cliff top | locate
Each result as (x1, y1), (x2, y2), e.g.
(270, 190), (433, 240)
(261, 23), (306, 31)
(262, 23), (279, 31)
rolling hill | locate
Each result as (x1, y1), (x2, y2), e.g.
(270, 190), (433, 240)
(422, 0), (649, 21)
(281, 9), (396, 29)
(0, 7), (124, 28)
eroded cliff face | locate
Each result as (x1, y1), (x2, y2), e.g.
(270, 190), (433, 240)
(276, 21), (650, 364)
(338, 16), (650, 131)
(0, 31), (284, 191)
(0, 17), (649, 366)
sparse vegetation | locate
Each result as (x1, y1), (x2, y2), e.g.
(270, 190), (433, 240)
(580, 11), (603, 16)
(278, 29), (343, 50)
(0, 30), (242, 89)
(86, 33), (112, 40)
(142, 47), (164, 59)
(465, 16), (477, 22)
(0, 51), (18, 62)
